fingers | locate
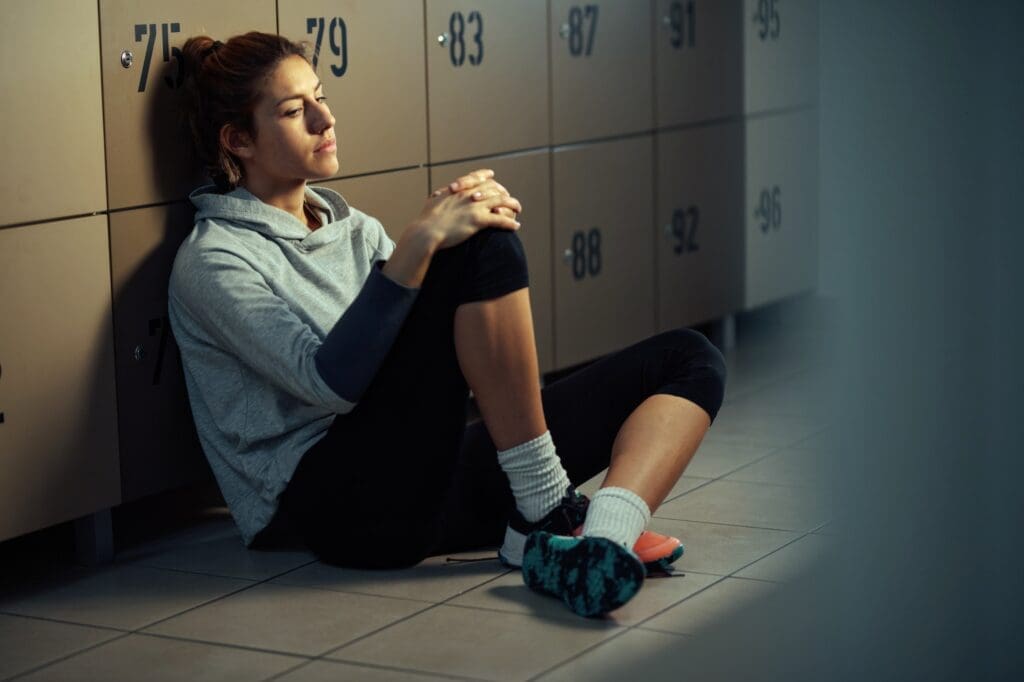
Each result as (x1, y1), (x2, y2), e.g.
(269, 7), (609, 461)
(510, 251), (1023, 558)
(480, 193), (523, 215)
(448, 168), (494, 193)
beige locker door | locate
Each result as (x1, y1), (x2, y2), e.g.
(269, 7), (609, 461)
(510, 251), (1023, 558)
(0, 217), (120, 542)
(656, 124), (745, 331)
(551, 0), (654, 145)
(744, 110), (818, 310)
(99, 0), (277, 209)
(743, 0), (818, 114)
(654, 0), (743, 128)
(429, 153), (555, 374)
(426, 0), (549, 162)
(0, 0), (107, 227)
(553, 137), (656, 369)
(279, 1), (428, 177)
(317, 167), (429, 244)
(109, 205), (206, 503)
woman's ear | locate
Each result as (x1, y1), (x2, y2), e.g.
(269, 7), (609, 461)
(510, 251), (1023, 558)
(219, 123), (254, 160)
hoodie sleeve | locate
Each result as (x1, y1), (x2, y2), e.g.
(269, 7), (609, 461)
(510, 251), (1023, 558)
(313, 260), (418, 402)
(169, 246), (364, 414)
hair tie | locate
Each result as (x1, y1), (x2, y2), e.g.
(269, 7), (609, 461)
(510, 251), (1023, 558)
(201, 40), (224, 61)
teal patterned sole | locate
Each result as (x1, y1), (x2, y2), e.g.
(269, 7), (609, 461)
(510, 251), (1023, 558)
(521, 532), (645, 618)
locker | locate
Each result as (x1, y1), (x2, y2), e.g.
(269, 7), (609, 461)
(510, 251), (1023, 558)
(99, 0), (277, 209)
(655, 123), (745, 331)
(550, 0), (654, 144)
(279, 0), (428, 176)
(425, 0), (549, 162)
(0, 217), (120, 542)
(744, 110), (818, 310)
(316, 167), (429, 244)
(553, 137), (656, 369)
(109, 204), (206, 502)
(743, 0), (818, 114)
(654, 0), (743, 128)
(430, 152), (555, 374)
(0, 0), (107, 227)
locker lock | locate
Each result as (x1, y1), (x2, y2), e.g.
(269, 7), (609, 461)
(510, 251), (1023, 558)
(664, 223), (674, 236)
(562, 249), (574, 263)
(133, 345), (146, 362)
(558, 24), (571, 38)
(120, 50), (134, 69)
(437, 33), (449, 46)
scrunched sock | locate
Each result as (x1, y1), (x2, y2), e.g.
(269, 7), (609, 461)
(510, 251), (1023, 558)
(496, 430), (571, 522)
(580, 486), (651, 552)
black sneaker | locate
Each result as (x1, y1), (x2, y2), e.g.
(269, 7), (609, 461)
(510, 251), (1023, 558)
(497, 487), (589, 567)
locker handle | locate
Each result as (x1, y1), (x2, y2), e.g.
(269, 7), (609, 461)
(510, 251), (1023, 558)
(558, 23), (571, 39)
(437, 32), (449, 46)
(562, 249), (573, 263)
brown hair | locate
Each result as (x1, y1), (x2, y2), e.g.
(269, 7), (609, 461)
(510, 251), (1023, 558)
(180, 32), (308, 192)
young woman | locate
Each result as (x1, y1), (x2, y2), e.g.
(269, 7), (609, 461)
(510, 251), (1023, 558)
(169, 31), (726, 618)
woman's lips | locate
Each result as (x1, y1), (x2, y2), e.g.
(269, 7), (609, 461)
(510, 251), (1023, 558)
(315, 139), (336, 153)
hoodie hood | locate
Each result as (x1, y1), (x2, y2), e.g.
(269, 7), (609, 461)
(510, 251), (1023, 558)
(189, 184), (353, 248)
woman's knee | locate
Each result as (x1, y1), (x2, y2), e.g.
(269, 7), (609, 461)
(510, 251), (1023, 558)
(456, 228), (530, 304)
(652, 327), (728, 424)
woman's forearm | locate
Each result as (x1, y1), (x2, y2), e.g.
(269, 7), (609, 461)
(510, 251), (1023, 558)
(381, 224), (443, 288)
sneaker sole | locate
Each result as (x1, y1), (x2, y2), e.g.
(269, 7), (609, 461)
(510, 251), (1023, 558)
(503, 528), (684, 573)
(522, 532), (644, 618)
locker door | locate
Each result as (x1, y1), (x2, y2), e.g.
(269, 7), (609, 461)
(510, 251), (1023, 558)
(743, 0), (818, 114)
(279, 1), (428, 177)
(551, 0), (654, 145)
(0, 0), (107, 227)
(429, 153), (555, 374)
(99, 0), (277, 209)
(317, 167), (430, 244)
(0, 218), (120, 542)
(656, 124), (745, 331)
(553, 137), (656, 369)
(654, 0), (743, 127)
(744, 110), (818, 310)
(109, 205), (206, 502)
(426, 0), (549, 162)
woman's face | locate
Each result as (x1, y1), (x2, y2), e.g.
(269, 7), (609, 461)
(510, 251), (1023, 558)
(237, 54), (339, 189)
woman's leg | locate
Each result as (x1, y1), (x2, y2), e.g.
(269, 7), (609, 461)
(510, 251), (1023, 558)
(437, 328), (727, 552)
(278, 228), (530, 568)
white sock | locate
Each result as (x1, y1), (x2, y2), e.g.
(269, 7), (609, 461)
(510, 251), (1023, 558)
(496, 431), (571, 522)
(581, 487), (651, 551)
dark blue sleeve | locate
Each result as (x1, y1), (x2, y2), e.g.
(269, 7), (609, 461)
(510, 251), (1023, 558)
(314, 261), (419, 403)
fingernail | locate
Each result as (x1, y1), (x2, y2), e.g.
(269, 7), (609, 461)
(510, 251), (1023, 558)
(472, 191), (482, 199)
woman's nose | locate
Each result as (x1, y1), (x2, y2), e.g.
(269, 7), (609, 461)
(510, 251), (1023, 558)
(312, 102), (335, 133)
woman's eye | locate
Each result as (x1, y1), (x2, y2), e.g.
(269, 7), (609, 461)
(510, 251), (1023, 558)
(285, 108), (302, 117)
(316, 96), (327, 103)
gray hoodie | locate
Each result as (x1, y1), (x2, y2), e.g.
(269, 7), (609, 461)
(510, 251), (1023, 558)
(168, 185), (419, 545)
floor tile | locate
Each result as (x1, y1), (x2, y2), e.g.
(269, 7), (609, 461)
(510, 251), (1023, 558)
(734, 534), (836, 583)
(790, 428), (841, 455)
(723, 447), (834, 489)
(536, 628), (691, 681)
(0, 564), (252, 630)
(654, 480), (831, 532)
(681, 440), (776, 480)
(270, 555), (508, 603)
(0, 614), (122, 679)
(145, 583), (429, 657)
(273, 659), (459, 681)
(118, 517), (315, 581)
(704, 412), (825, 450)
(645, 518), (800, 576)
(447, 569), (720, 626)
(15, 633), (299, 682)
(639, 577), (778, 635)
(331, 604), (620, 681)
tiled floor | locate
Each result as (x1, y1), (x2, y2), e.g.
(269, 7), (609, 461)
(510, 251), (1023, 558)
(0, 295), (837, 681)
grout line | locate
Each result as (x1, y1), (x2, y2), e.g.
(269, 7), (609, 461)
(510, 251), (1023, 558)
(4, 630), (134, 682)
(131, 630), (313, 660)
(526, 626), (636, 682)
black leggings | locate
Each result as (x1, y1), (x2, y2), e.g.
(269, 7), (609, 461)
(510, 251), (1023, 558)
(278, 228), (727, 569)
